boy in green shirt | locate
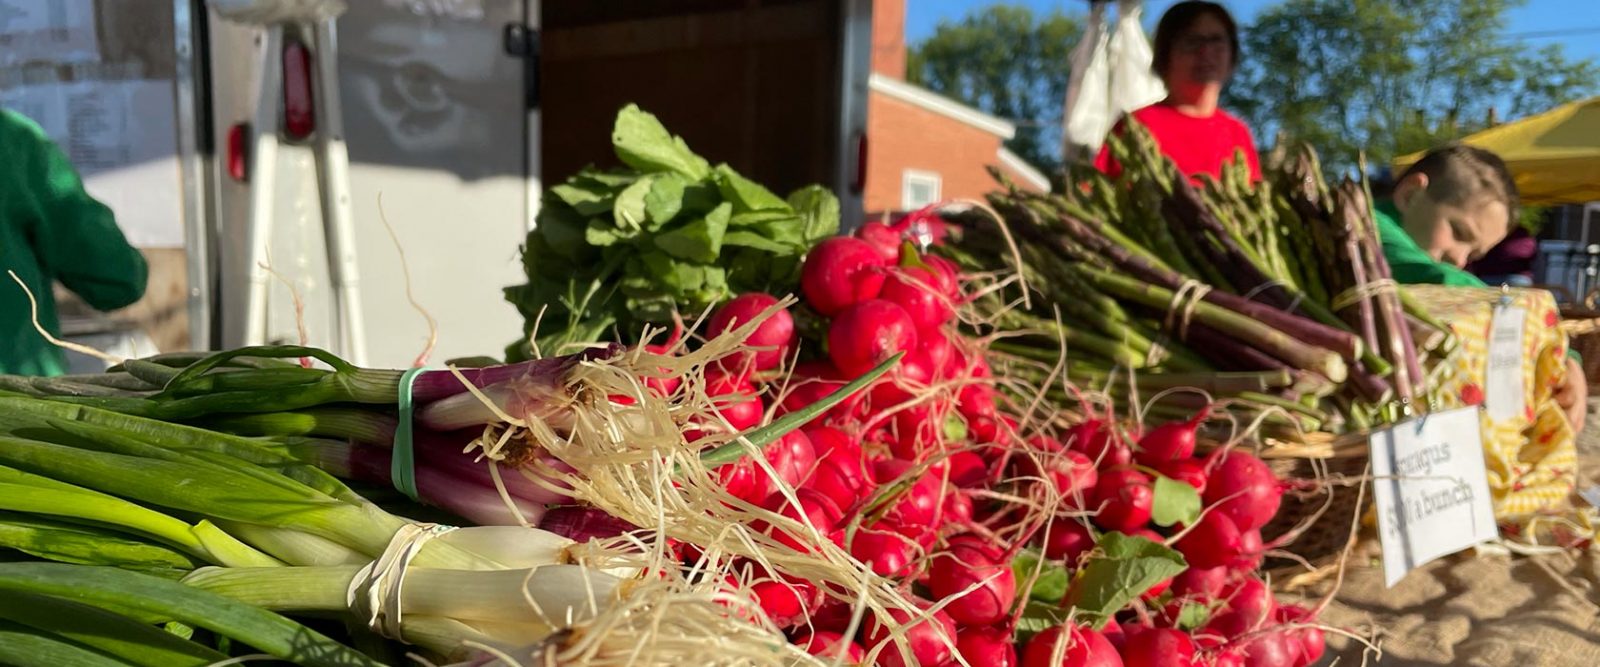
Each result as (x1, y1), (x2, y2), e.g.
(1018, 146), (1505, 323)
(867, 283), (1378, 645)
(0, 108), (148, 376)
(1376, 143), (1586, 430)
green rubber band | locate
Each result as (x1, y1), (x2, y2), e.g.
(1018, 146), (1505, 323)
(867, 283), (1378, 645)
(392, 367), (427, 501)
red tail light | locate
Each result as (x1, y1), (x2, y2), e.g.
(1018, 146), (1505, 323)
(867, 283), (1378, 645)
(852, 132), (868, 194)
(282, 39), (315, 140)
(227, 122), (249, 182)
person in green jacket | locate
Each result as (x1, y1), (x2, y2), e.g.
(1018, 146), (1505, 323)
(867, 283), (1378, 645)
(0, 108), (148, 376)
(1376, 143), (1586, 430)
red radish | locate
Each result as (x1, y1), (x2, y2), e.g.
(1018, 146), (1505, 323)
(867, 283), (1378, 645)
(871, 347), (935, 407)
(1120, 627), (1197, 667)
(850, 528), (915, 577)
(1011, 435), (1064, 477)
(873, 461), (943, 535)
(707, 292), (795, 372)
(970, 417), (1002, 448)
(716, 460), (762, 504)
(801, 237), (888, 316)
(1067, 420), (1133, 468)
(1275, 605), (1326, 667)
(1205, 578), (1275, 639)
(704, 372), (763, 432)
(1172, 566), (1230, 599)
(957, 383), (999, 422)
(941, 487), (974, 525)
(1235, 633), (1296, 667)
(829, 299), (919, 378)
(805, 425), (860, 460)
(1135, 408), (1210, 466)
(806, 450), (873, 511)
(922, 255), (962, 296)
(1208, 650), (1246, 667)
(1229, 529), (1264, 573)
(1102, 618), (1127, 651)
(793, 630), (866, 662)
(1022, 623), (1123, 667)
(1045, 450), (1100, 506)
(855, 220), (905, 263)
(891, 402), (949, 461)
(864, 603), (958, 667)
(779, 363), (865, 426)
(880, 267), (955, 331)
(929, 538), (1016, 625)
(749, 578), (817, 627)
(1093, 468), (1155, 533)
(920, 331), (958, 379)
(945, 450), (989, 488)
(1202, 451), (1283, 532)
(809, 602), (855, 633)
(1159, 459), (1210, 495)
(1175, 511), (1245, 570)
(1041, 518), (1096, 563)
(769, 431), (818, 490)
(762, 489), (843, 551)
(641, 342), (682, 396)
(957, 625), (1018, 667)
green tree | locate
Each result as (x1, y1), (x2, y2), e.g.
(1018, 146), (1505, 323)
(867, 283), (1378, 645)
(1227, 0), (1600, 173)
(907, 5), (1081, 173)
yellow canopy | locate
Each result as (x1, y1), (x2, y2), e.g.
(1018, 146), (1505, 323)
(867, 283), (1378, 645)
(1393, 96), (1600, 206)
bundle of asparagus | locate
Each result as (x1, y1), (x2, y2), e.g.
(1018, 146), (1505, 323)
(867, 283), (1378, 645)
(949, 122), (1458, 435)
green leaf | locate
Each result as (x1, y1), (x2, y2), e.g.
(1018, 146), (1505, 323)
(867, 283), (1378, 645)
(534, 202), (591, 257)
(612, 104), (711, 179)
(1015, 600), (1067, 636)
(722, 230), (794, 253)
(585, 218), (630, 247)
(573, 167), (639, 189)
(0, 512), (198, 572)
(728, 211), (799, 227)
(715, 164), (790, 213)
(0, 590), (229, 666)
(787, 185), (842, 244)
(613, 175), (656, 230)
(749, 218), (806, 249)
(1150, 476), (1201, 528)
(0, 563), (383, 667)
(638, 251), (707, 294)
(654, 202), (731, 264)
(1013, 548), (1070, 603)
(644, 173), (692, 227)
(681, 180), (723, 215)
(549, 182), (616, 217)
(1064, 532), (1187, 629)
(943, 412), (968, 443)
(1176, 600), (1211, 631)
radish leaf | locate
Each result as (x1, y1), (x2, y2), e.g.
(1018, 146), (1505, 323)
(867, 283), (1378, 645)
(1064, 532), (1187, 629)
(612, 104), (711, 179)
(1150, 475), (1201, 527)
(715, 164), (789, 213)
(654, 203), (731, 263)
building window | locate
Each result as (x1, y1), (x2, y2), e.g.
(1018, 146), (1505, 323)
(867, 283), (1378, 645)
(902, 170), (941, 210)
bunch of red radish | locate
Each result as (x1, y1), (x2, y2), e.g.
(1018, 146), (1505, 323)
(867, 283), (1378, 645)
(1014, 412), (1327, 667)
(673, 210), (1327, 666)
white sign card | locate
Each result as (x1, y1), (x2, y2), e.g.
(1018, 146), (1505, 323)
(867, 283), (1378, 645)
(1484, 305), (1527, 422)
(1369, 407), (1499, 587)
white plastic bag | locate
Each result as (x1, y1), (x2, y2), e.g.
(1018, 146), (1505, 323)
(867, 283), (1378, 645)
(1062, 2), (1112, 161)
(1107, 0), (1166, 118)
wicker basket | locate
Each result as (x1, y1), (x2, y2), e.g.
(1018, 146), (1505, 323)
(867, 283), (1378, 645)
(1555, 285), (1600, 392)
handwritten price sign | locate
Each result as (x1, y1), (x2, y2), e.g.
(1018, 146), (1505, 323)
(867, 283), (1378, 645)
(1370, 407), (1498, 587)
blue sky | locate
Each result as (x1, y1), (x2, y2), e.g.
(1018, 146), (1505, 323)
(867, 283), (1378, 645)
(906, 0), (1600, 64)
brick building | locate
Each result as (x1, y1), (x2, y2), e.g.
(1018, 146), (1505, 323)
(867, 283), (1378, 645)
(864, 0), (1050, 217)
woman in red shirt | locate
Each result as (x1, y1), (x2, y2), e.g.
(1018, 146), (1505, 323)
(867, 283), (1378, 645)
(1096, 1), (1259, 182)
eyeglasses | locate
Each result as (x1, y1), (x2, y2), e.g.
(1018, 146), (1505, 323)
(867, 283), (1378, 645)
(1175, 34), (1230, 53)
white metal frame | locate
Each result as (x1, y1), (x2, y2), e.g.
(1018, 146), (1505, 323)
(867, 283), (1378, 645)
(228, 5), (367, 363)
